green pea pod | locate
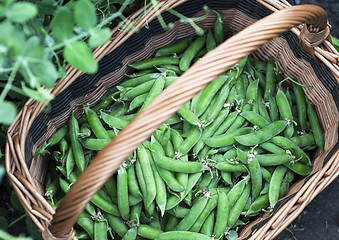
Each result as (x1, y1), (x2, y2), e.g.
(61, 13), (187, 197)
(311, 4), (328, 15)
(307, 100), (325, 152)
(137, 145), (157, 207)
(121, 73), (161, 88)
(69, 113), (85, 172)
(240, 111), (270, 129)
(174, 195), (209, 231)
(137, 224), (163, 239)
(268, 93), (280, 122)
(284, 162), (312, 175)
(248, 155), (262, 200)
(85, 106), (110, 139)
(140, 75), (165, 111)
(165, 172), (202, 210)
(276, 88), (294, 138)
(213, 190), (229, 239)
(94, 215), (107, 240)
(77, 217), (94, 239)
(270, 136), (311, 166)
(122, 80), (155, 101)
(226, 104), (252, 133)
(214, 11), (224, 45)
(179, 36), (206, 71)
(117, 166), (130, 220)
(227, 182), (251, 229)
(156, 231), (211, 240)
(152, 151), (205, 173)
(201, 211), (215, 237)
(264, 57), (276, 101)
(256, 153), (295, 166)
(213, 111), (239, 136)
(193, 74), (229, 117)
(129, 93), (148, 111)
(130, 56), (180, 70)
(189, 194), (218, 232)
(105, 175), (117, 199)
(204, 127), (253, 148)
(245, 194), (269, 217)
(122, 227), (137, 240)
(291, 133), (315, 148)
(100, 111), (129, 130)
(178, 126), (202, 155)
(47, 125), (68, 147)
(127, 164), (142, 198)
(269, 165), (288, 208)
(234, 120), (287, 146)
(79, 138), (111, 151)
(206, 28), (217, 51)
(155, 38), (190, 57)
(106, 214), (128, 237)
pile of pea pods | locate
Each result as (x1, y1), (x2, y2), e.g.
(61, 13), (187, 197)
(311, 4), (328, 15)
(43, 13), (325, 240)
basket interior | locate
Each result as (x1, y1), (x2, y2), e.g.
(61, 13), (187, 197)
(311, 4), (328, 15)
(10, 0), (339, 237)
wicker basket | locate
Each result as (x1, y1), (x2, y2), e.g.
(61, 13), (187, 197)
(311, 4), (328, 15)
(5, 0), (339, 239)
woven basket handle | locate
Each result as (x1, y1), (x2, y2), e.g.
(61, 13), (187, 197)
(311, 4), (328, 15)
(45, 5), (329, 239)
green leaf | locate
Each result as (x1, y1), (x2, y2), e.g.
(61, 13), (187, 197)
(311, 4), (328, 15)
(10, 191), (25, 212)
(51, 6), (74, 41)
(74, 0), (97, 31)
(29, 60), (58, 88)
(331, 35), (339, 51)
(64, 41), (98, 73)
(22, 86), (54, 103)
(6, 2), (38, 23)
(0, 101), (17, 125)
(88, 28), (111, 47)
(0, 217), (8, 230)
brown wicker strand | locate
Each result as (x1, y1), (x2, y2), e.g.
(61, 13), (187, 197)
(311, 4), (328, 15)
(47, 5), (330, 237)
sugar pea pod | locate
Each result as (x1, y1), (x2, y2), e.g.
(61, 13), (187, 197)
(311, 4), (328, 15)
(276, 88), (294, 138)
(227, 182), (251, 229)
(257, 91), (271, 123)
(155, 231), (211, 240)
(84, 106), (110, 139)
(94, 213), (107, 240)
(227, 176), (249, 208)
(293, 83), (307, 131)
(215, 161), (248, 173)
(245, 194), (269, 217)
(165, 215), (180, 231)
(307, 100), (325, 152)
(177, 102), (200, 126)
(127, 164), (142, 198)
(79, 123), (91, 138)
(79, 138), (110, 151)
(268, 93), (279, 122)
(148, 150), (167, 216)
(130, 56), (180, 70)
(234, 120), (287, 146)
(140, 75), (165, 111)
(247, 155), (262, 200)
(137, 224), (163, 239)
(189, 194), (218, 232)
(270, 136), (311, 166)
(256, 153), (295, 166)
(152, 151), (205, 173)
(165, 172), (202, 210)
(47, 125), (68, 147)
(213, 110), (239, 136)
(121, 73), (161, 88)
(225, 104), (252, 133)
(291, 133), (315, 148)
(137, 145), (157, 207)
(129, 93), (148, 111)
(206, 28), (217, 51)
(246, 79), (259, 104)
(106, 214), (128, 237)
(214, 11), (224, 45)
(117, 166), (130, 220)
(174, 195), (209, 231)
(155, 38), (190, 57)
(122, 227), (137, 240)
(69, 113), (85, 172)
(179, 36), (206, 72)
(213, 190), (229, 239)
(269, 165), (288, 208)
(235, 73), (246, 101)
(264, 57), (276, 101)
(240, 111), (270, 129)
(201, 211), (215, 237)
(193, 74), (229, 117)
(122, 80), (155, 101)
(77, 216), (94, 239)
(204, 127), (253, 148)
(100, 111), (129, 130)
(105, 175), (117, 199)
(168, 206), (190, 218)
(65, 148), (75, 179)
(178, 126), (202, 155)
(284, 162), (312, 175)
